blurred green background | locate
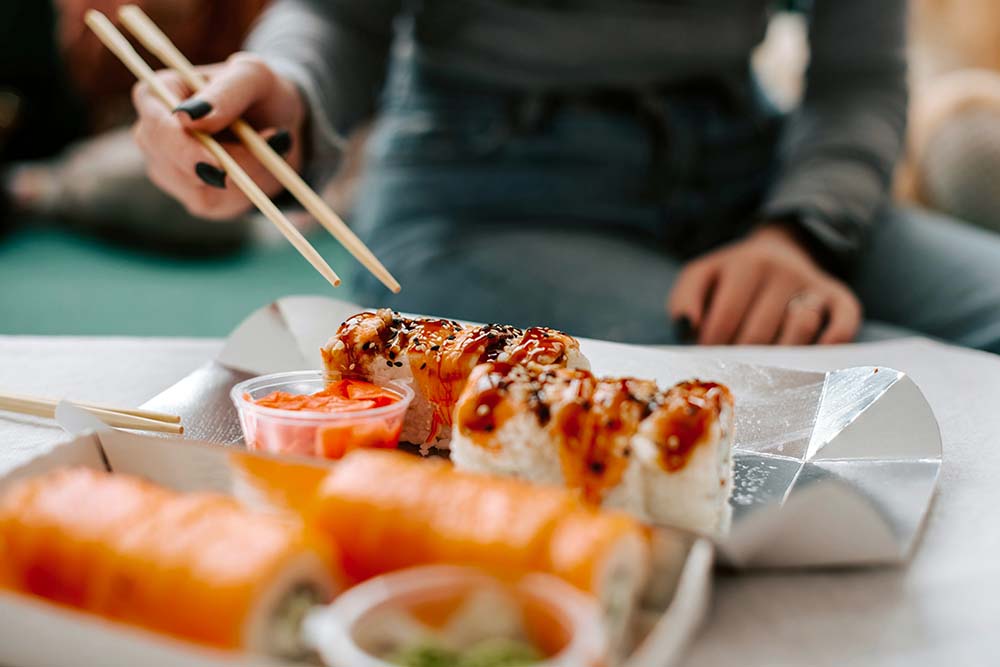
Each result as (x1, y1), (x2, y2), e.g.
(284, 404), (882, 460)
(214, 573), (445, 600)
(0, 222), (352, 336)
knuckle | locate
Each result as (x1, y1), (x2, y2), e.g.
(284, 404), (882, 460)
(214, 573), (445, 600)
(228, 52), (274, 86)
(185, 193), (218, 219)
(131, 122), (146, 149)
(752, 254), (772, 272)
(155, 68), (177, 85)
(130, 81), (147, 108)
(144, 164), (165, 189)
(182, 145), (209, 170)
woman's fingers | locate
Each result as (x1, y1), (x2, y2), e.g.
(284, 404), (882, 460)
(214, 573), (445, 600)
(130, 68), (190, 126)
(132, 66), (286, 218)
(817, 288), (863, 344)
(668, 258), (718, 331)
(734, 281), (798, 345)
(133, 70), (227, 189)
(776, 293), (827, 345)
(698, 262), (763, 345)
(144, 159), (227, 219)
(221, 139), (283, 198)
(130, 56), (306, 216)
(142, 138), (253, 220)
(174, 54), (277, 134)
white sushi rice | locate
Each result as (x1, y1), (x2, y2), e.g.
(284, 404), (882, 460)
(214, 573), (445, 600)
(246, 551), (339, 659)
(631, 397), (734, 536)
(323, 318), (590, 450)
(450, 376), (735, 538)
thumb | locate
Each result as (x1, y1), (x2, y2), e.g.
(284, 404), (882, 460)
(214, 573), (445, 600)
(173, 54), (277, 134)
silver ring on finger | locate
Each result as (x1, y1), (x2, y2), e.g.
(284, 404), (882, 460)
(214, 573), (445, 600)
(786, 292), (826, 315)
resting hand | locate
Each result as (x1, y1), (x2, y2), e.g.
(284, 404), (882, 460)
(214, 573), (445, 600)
(667, 224), (862, 345)
(131, 53), (305, 219)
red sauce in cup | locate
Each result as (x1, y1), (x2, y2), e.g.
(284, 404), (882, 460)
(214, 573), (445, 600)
(244, 379), (409, 459)
(254, 379), (401, 413)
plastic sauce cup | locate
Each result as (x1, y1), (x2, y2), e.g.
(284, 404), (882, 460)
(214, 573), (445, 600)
(231, 371), (414, 460)
(303, 565), (610, 667)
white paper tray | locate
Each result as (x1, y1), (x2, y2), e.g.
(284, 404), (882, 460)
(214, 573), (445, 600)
(0, 410), (713, 667)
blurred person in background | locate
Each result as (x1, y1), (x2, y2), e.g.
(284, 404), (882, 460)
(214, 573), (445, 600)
(0, 0), (269, 254)
(130, 1), (1000, 352)
(896, 0), (1000, 235)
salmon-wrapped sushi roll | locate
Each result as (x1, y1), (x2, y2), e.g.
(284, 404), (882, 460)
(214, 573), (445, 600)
(0, 468), (339, 658)
(544, 509), (650, 656)
(321, 309), (589, 448)
(309, 449), (649, 649)
(451, 363), (735, 536)
(229, 451), (331, 515)
(311, 449), (577, 582)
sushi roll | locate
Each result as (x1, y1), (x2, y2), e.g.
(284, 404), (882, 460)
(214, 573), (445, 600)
(310, 449), (578, 583)
(450, 363), (735, 536)
(229, 451), (331, 515)
(321, 309), (589, 448)
(309, 449), (649, 649)
(544, 509), (650, 658)
(0, 467), (339, 659)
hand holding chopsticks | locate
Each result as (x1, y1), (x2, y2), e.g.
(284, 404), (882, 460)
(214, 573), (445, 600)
(0, 392), (183, 435)
(84, 8), (402, 294)
(117, 5), (401, 294)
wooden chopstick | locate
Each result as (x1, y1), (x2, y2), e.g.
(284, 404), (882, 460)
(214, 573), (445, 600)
(0, 392), (179, 423)
(0, 394), (183, 435)
(84, 10), (341, 290)
(117, 5), (402, 294)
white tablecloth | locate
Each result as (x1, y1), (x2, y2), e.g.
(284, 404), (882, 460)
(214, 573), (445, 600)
(1, 335), (997, 667)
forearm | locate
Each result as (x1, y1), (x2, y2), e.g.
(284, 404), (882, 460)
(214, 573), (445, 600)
(761, 0), (908, 273)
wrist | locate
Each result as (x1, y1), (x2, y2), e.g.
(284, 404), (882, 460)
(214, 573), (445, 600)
(750, 220), (810, 250)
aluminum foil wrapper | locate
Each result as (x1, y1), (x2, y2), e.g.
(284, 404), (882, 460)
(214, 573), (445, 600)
(143, 296), (941, 569)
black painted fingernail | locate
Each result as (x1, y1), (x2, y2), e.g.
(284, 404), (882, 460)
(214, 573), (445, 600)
(195, 162), (226, 189)
(266, 129), (292, 156)
(173, 98), (212, 119)
(674, 316), (695, 342)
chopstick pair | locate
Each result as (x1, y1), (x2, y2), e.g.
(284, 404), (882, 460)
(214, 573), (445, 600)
(85, 7), (401, 294)
(0, 393), (183, 435)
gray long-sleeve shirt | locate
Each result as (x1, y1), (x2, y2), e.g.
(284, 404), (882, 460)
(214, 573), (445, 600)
(247, 0), (908, 270)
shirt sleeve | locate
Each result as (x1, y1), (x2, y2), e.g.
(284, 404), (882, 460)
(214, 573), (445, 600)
(759, 0), (909, 273)
(245, 0), (400, 174)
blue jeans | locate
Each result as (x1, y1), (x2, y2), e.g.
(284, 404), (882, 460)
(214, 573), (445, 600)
(349, 56), (1000, 353)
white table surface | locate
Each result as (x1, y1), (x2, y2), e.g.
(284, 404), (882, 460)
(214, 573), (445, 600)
(1, 335), (997, 667)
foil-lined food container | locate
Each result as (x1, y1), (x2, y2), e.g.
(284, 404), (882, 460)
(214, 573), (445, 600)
(132, 295), (941, 665)
(145, 295), (941, 568)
